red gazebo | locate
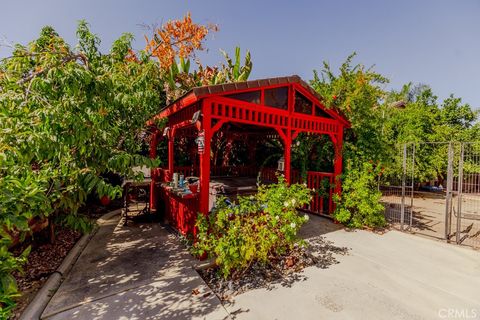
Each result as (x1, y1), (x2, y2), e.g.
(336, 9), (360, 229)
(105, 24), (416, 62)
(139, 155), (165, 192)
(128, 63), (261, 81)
(147, 75), (350, 235)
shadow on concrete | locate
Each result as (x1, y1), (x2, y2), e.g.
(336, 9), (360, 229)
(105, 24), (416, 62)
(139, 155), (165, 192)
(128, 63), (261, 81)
(298, 214), (343, 240)
(199, 213), (349, 302)
(42, 213), (227, 320)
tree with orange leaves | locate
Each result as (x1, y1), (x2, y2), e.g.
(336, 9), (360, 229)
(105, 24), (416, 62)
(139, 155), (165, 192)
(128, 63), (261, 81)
(145, 12), (217, 69)
(144, 13), (252, 103)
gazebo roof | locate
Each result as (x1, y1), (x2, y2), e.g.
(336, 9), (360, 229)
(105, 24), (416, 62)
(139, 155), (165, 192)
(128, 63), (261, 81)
(154, 75), (350, 127)
(187, 75), (316, 100)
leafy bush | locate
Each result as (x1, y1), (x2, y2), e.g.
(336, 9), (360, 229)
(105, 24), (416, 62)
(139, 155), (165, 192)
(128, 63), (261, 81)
(333, 162), (386, 228)
(0, 14), (253, 316)
(0, 245), (29, 319)
(193, 175), (312, 278)
(0, 22), (163, 316)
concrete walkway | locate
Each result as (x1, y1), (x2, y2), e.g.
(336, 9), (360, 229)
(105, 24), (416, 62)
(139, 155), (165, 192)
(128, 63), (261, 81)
(42, 214), (229, 320)
(226, 215), (480, 320)
(41, 213), (480, 320)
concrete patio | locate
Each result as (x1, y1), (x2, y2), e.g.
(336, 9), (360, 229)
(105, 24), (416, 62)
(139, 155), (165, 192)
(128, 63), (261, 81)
(41, 214), (229, 320)
(41, 213), (480, 320)
(227, 215), (480, 320)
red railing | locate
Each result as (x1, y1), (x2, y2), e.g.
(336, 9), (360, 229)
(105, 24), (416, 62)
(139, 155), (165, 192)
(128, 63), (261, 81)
(259, 167), (278, 182)
(207, 96), (340, 136)
(260, 168), (335, 214)
(304, 171), (335, 215)
(175, 166), (199, 177)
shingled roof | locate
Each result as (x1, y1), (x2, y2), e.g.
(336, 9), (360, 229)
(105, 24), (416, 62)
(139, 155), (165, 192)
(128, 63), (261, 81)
(191, 75), (317, 98)
(158, 75), (349, 126)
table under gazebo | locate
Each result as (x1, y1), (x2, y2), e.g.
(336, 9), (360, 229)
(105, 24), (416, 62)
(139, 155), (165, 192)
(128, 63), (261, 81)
(147, 75), (350, 235)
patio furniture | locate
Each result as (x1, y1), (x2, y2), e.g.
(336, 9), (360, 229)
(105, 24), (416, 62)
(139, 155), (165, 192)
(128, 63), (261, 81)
(121, 167), (152, 225)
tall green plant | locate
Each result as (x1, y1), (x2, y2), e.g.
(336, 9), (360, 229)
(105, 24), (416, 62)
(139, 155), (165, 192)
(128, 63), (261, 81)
(333, 161), (386, 228)
(220, 46), (252, 82)
(164, 46), (253, 102)
(310, 53), (389, 228)
(311, 53), (389, 166)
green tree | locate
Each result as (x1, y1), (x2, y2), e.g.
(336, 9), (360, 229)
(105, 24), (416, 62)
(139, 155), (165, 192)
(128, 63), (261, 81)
(0, 22), (163, 316)
(310, 53), (388, 228)
(383, 84), (480, 183)
(435, 94), (479, 142)
(1, 15), (254, 315)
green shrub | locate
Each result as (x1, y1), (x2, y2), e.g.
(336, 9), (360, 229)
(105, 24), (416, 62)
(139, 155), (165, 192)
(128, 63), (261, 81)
(333, 161), (386, 228)
(0, 22), (162, 317)
(193, 175), (312, 278)
(0, 243), (29, 319)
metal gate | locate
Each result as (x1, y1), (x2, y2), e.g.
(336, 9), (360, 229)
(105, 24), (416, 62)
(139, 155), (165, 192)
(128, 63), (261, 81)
(381, 142), (480, 248)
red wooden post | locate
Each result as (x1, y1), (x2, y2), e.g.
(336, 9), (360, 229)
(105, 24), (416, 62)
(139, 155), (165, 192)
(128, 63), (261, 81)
(168, 131), (174, 178)
(284, 133), (292, 184)
(333, 126), (344, 196)
(149, 131), (158, 212)
(285, 84), (295, 184)
(199, 101), (211, 216)
(149, 131), (157, 159)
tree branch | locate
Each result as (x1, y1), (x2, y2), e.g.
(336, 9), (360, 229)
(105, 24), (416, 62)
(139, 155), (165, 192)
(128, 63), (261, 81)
(145, 34), (197, 59)
(16, 53), (89, 85)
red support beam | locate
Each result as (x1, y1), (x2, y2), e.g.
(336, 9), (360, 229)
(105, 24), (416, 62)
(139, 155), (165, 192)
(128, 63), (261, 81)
(149, 130), (158, 212)
(333, 126), (344, 197)
(285, 85), (294, 184)
(284, 133), (292, 184)
(199, 100), (212, 216)
(168, 133), (174, 179)
(210, 119), (226, 135)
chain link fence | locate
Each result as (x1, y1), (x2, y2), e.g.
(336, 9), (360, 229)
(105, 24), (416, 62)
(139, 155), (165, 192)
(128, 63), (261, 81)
(381, 142), (480, 249)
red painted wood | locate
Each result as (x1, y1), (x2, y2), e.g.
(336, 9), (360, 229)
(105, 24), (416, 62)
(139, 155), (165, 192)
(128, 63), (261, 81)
(149, 131), (158, 211)
(149, 78), (349, 235)
(168, 135), (174, 174)
(333, 125), (344, 207)
(199, 100), (211, 217)
(161, 187), (199, 236)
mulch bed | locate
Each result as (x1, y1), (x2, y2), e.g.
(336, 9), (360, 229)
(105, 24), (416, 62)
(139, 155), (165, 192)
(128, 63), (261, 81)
(198, 236), (349, 303)
(11, 227), (82, 319)
(10, 201), (122, 319)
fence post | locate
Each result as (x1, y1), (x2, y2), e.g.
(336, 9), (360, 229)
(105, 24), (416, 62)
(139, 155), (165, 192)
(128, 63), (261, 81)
(444, 142), (454, 240)
(409, 144), (415, 230)
(400, 143), (407, 231)
(456, 143), (464, 244)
